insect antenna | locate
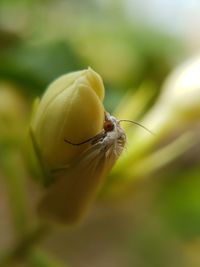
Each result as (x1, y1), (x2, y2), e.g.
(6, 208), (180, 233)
(64, 131), (105, 146)
(64, 136), (97, 146)
(118, 119), (155, 135)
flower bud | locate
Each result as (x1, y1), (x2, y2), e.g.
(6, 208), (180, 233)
(30, 68), (106, 223)
(31, 67), (105, 174)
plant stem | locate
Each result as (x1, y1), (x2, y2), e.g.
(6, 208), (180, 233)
(0, 224), (50, 267)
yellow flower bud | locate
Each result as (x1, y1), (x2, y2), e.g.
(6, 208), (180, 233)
(31, 68), (123, 224)
(31, 67), (105, 173)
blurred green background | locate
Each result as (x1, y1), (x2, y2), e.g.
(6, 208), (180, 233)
(0, 0), (200, 266)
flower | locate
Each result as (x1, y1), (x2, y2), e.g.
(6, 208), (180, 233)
(137, 56), (200, 136)
(30, 67), (107, 223)
(107, 56), (200, 196)
(31, 67), (105, 176)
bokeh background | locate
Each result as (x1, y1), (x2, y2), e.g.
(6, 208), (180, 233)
(0, 0), (200, 266)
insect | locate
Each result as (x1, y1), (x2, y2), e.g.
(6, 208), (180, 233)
(38, 112), (152, 224)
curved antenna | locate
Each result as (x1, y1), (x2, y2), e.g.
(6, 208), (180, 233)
(64, 136), (97, 146)
(64, 131), (105, 146)
(118, 119), (155, 135)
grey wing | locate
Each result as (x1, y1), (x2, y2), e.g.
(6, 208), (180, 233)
(38, 142), (115, 224)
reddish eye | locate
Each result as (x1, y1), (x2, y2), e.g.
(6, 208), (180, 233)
(104, 120), (114, 132)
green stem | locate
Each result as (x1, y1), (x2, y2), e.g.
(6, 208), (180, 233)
(0, 224), (50, 267)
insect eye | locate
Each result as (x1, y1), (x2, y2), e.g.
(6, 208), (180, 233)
(104, 120), (114, 132)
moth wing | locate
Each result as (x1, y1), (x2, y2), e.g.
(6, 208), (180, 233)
(38, 143), (116, 224)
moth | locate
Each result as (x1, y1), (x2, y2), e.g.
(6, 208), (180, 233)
(38, 112), (151, 224)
